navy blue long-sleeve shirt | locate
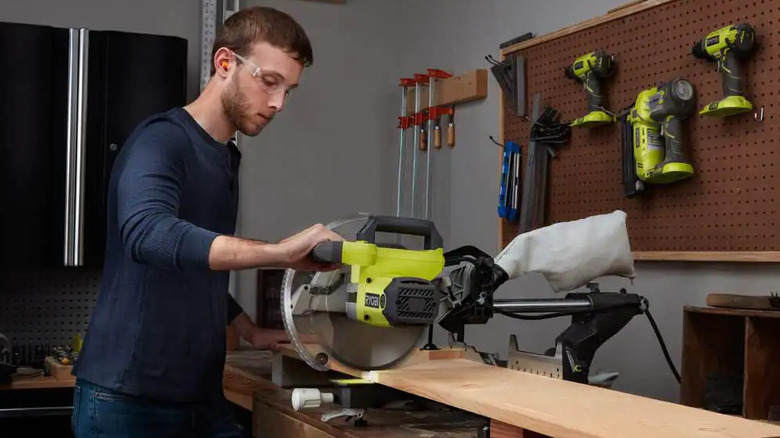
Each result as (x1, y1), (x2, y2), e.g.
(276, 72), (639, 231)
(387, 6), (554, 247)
(73, 107), (244, 402)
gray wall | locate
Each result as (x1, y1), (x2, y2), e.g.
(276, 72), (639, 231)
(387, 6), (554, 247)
(1, 0), (203, 101)
(233, 0), (409, 318)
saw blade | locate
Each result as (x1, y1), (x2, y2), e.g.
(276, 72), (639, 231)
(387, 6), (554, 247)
(281, 214), (427, 372)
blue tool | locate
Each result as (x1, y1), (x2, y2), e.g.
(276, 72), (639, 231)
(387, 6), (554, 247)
(498, 141), (521, 220)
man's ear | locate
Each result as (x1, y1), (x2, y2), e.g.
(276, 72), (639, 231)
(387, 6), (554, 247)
(214, 48), (232, 78)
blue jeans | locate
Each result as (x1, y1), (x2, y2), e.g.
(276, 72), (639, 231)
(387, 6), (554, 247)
(71, 379), (243, 438)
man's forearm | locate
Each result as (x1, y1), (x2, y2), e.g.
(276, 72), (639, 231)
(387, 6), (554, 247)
(209, 235), (288, 271)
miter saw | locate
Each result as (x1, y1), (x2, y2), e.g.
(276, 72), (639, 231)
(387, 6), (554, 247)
(282, 212), (679, 421)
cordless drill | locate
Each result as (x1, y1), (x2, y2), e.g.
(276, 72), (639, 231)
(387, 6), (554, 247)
(565, 51), (616, 128)
(628, 78), (697, 184)
(692, 23), (756, 117)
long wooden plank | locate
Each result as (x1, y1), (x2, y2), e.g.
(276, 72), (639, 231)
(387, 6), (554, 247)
(500, 0), (677, 56)
(364, 360), (780, 438)
(608, 0), (649, 14)
(280, 346), (780, 438)
(633, 251), (780, 262)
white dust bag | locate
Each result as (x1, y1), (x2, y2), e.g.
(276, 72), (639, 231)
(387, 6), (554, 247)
(494, 210), (635, 292)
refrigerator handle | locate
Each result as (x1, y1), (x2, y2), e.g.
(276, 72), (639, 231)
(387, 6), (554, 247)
(73, 28), (89, 266)
(64, 29), (79, 266)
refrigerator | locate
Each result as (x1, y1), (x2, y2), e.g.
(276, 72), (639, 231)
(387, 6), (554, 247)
(0, 21), (188, 269)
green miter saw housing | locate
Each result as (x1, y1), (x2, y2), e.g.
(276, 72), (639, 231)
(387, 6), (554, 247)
(310, 216), (445, 328)
(281, 214), (447, 372)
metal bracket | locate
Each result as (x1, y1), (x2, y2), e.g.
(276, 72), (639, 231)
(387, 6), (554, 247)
(755, 106), (764, 122)
(321, 408), (365, 423)
(506, 334), (562, 379)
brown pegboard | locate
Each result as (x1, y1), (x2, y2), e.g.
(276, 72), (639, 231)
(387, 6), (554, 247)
(500, 0), (779, 258)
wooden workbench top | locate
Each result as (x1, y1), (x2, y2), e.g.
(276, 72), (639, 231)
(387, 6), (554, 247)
(277, 345), (780, 438)
(223, 349), (487, 438)
(0, 369), (75, 391)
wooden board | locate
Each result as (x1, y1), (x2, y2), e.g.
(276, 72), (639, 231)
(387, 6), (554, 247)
(44, 356), (75, 380)
(683, 306), (780, 319)
(707, 294), (780, 312)
(490, 420), (548, 438)
(633, 252), (780, 263)
(405, 69), (487, 115)
(279, 345), (780, 437)
(224, 350), (275, 410)
(500, 0), (675, 56)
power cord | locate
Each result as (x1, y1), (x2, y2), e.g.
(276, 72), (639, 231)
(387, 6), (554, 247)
(644, 308), (681, 384)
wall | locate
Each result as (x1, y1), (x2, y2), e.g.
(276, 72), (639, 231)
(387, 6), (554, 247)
(2, 0), (203, 101)
(233, 0), (409, 318)
(396, 0), (780, 403)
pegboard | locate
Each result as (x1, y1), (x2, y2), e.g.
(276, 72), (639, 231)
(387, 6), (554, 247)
(500, 0), (779, 259)
(0, 270), (99, 347)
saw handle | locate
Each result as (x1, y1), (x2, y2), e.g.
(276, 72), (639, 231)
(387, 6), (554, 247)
(356, 215), (443, 250)
(310, 241), (343, 264)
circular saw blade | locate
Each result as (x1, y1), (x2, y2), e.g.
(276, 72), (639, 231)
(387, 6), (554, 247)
(281, 214), (427, 372)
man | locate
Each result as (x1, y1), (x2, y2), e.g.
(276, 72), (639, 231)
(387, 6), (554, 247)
(71, 6), (339, 437)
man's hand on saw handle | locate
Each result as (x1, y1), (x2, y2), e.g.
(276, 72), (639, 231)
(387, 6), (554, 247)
(208, 223), (343, 272)
(277, 224), (343, 271)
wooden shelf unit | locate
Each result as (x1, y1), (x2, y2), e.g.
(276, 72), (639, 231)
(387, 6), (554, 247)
(681, 306), (780, 420)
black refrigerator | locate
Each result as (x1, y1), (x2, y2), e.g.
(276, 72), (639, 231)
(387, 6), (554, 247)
(0, 21), (188, 269)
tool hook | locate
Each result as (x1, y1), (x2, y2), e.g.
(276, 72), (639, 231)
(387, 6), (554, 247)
(755, 106), (764, 122)
(489, 135), (505, 148)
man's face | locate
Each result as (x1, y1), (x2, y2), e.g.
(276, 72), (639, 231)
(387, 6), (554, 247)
(220, 42), (304, 137)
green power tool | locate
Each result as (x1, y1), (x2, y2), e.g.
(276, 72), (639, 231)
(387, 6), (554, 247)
(281, 214), (446, 371)
(692, 23), (756, 117)
(627, 78), (697, 185)
(310, 216), (444, 328)
(565, 51), (616, 128)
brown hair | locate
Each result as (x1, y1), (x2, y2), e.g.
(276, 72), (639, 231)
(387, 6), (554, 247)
(210, 6), (313, 75)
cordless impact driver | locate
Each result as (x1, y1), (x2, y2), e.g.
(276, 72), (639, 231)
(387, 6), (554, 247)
(565, 50), (616, 128)
(692, 23), (756, 117)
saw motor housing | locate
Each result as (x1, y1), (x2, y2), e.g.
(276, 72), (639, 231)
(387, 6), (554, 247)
(311, 216), (445, 329)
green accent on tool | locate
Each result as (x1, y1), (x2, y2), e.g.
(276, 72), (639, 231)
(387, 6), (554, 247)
(565, 51), (616, 128)
(627, 78), (696, 185)
(310, 216), (444, 329)
(692, 23), (756, 117)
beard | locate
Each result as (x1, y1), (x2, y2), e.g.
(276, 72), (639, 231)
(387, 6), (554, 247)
(220, 78), (271, 137)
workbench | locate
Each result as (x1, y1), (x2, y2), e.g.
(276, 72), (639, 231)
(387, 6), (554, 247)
(223, 349), (489, 438)
(0, 369), (75, 437)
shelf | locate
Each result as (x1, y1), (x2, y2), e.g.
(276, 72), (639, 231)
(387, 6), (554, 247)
(681, 306), (780, 420)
